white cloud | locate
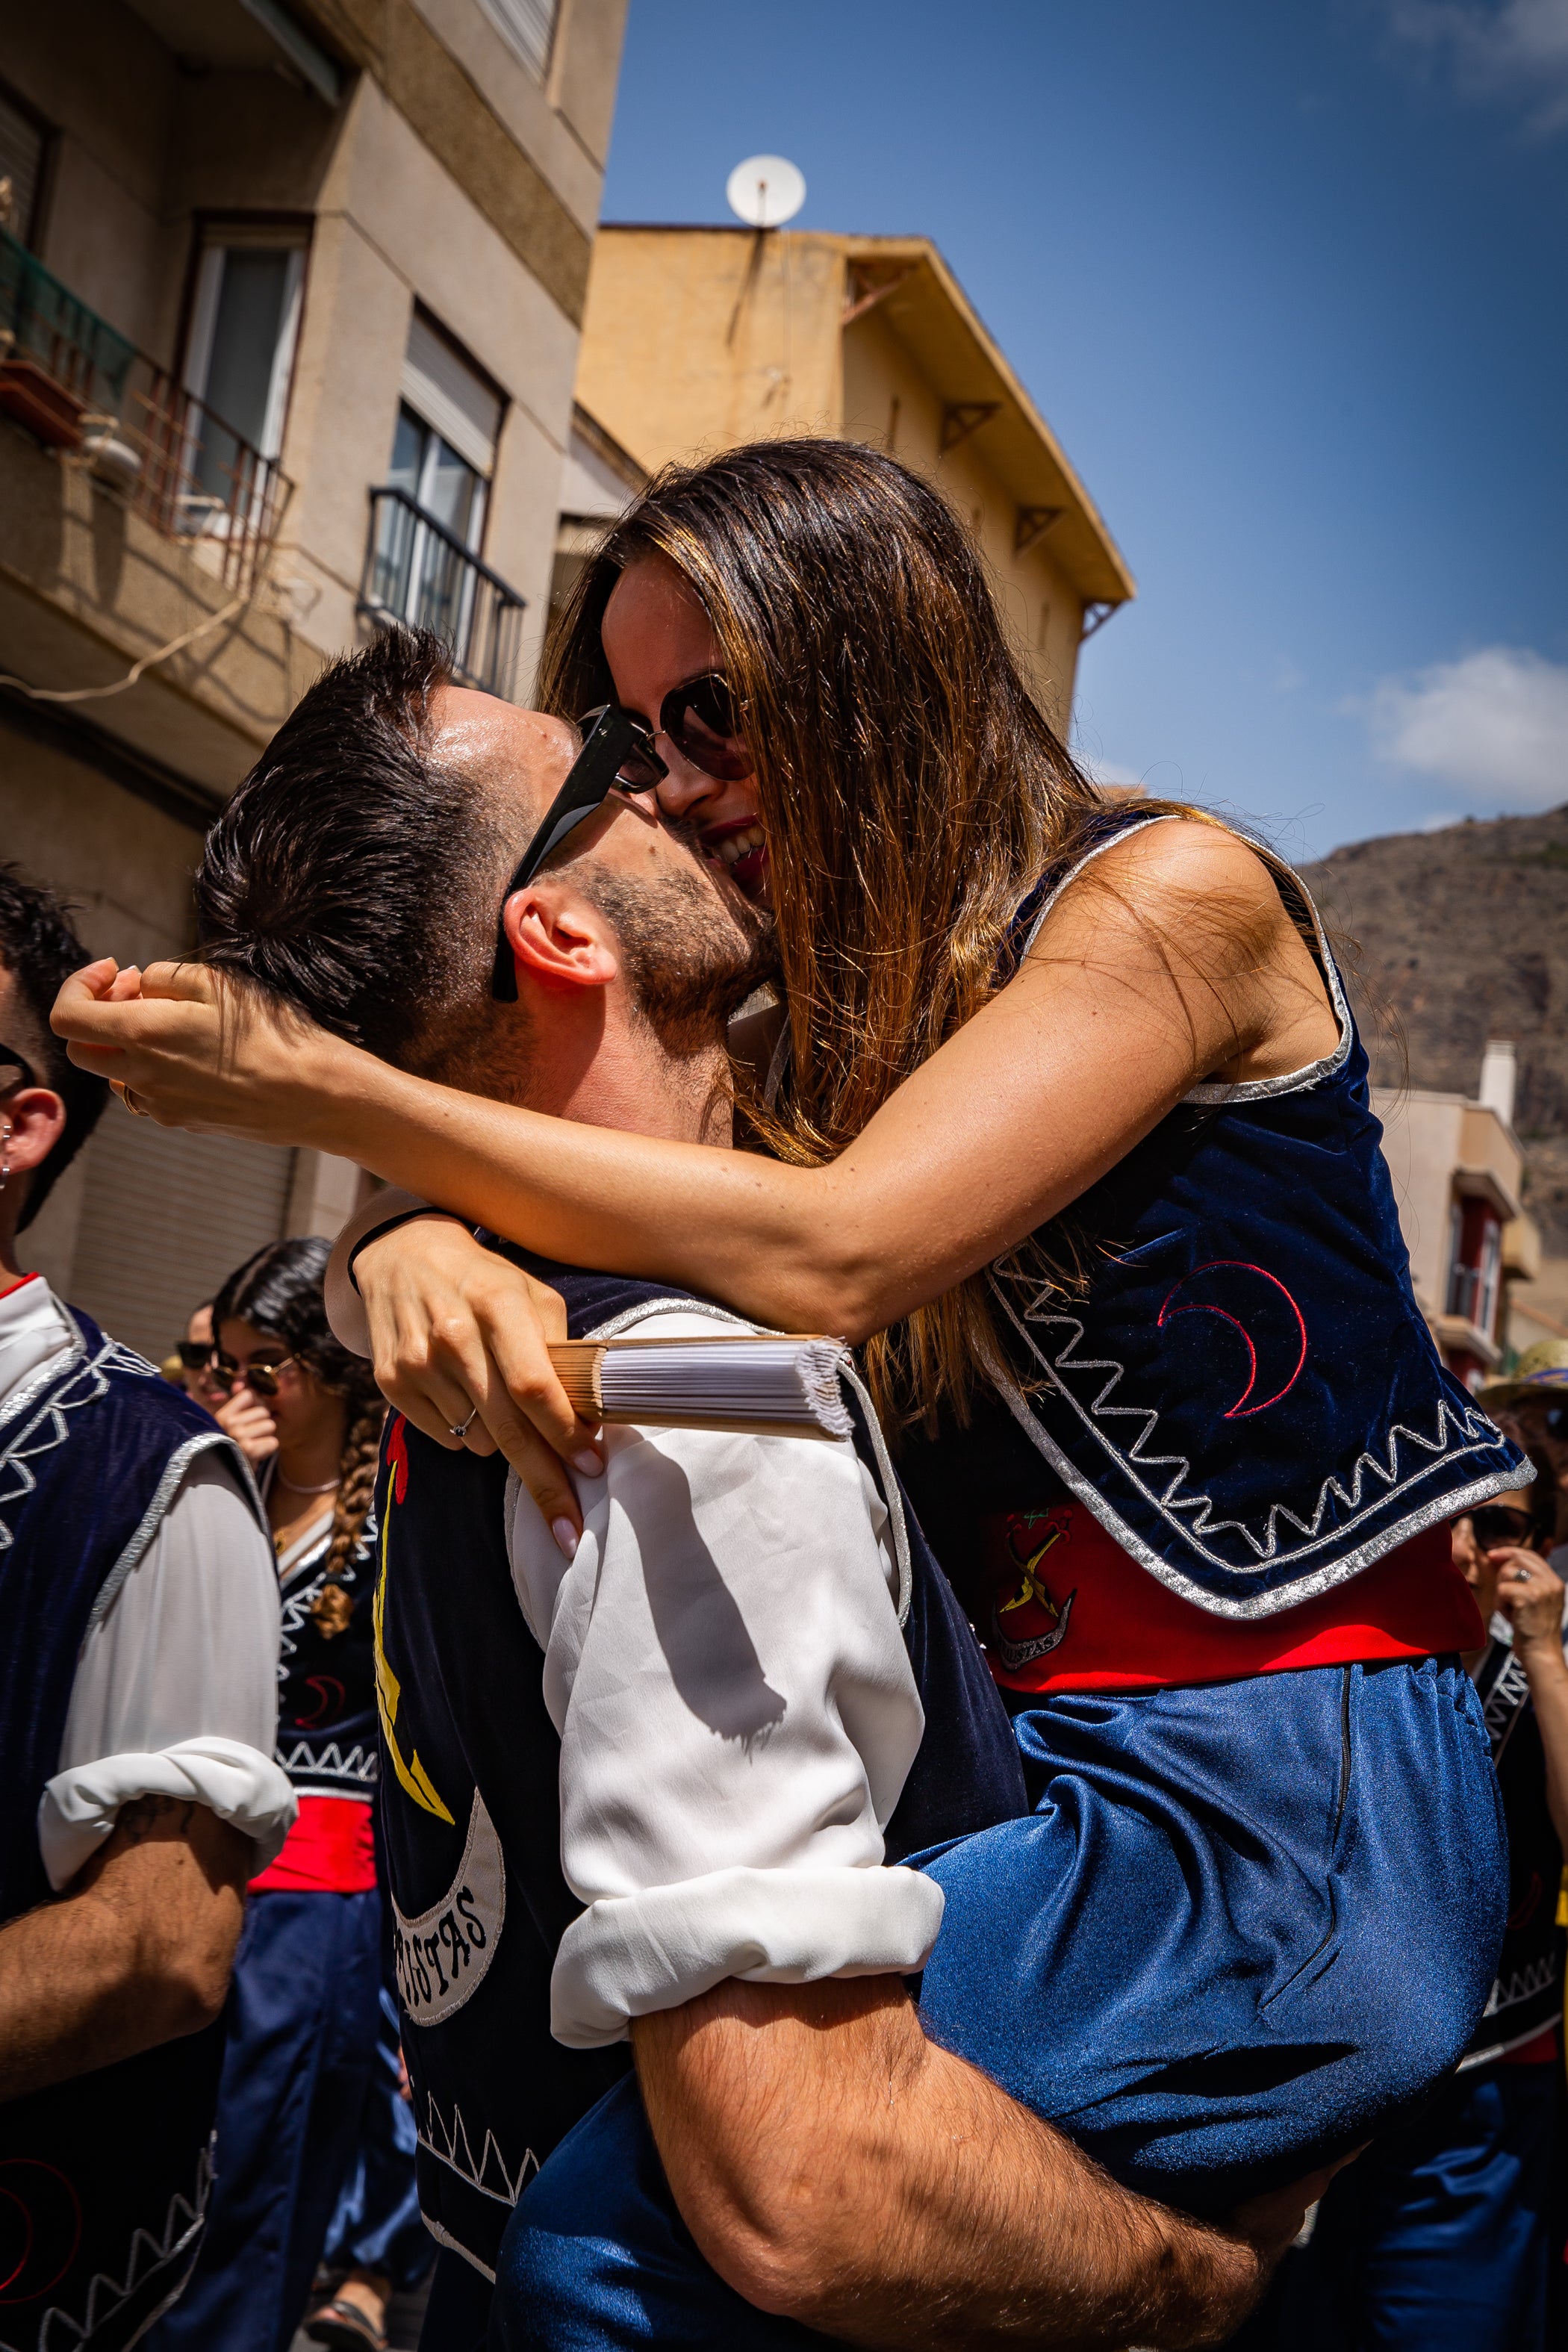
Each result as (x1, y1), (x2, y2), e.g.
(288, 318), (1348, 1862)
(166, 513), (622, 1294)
(1364, 645), (1568, 808)
(1388, 0), (1568, 132)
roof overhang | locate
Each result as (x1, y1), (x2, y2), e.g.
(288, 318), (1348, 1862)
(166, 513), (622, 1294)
(844, 235), (1135, 609)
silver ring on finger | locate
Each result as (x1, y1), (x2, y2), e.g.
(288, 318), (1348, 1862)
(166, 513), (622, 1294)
(448, 1407), (479, 1441)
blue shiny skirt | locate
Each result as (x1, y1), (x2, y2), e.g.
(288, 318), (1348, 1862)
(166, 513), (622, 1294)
(493, 1657), (1506, 2348)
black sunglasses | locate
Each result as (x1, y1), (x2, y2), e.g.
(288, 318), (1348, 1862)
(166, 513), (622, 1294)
(656, 673), (752, 784)
(208, 1350), (297, 1400)
(0, 1041), (39, 1092)
(491, 706), (666, 1002)
(490, 679), (755, 1003)
(1521, 1400), (1568, 1444)
(175, 1339), (214, 1372)
(1471, 1504), (1539, 1550)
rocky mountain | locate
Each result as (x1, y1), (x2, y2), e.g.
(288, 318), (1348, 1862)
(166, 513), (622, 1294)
(1298, 805), (1568, 1253)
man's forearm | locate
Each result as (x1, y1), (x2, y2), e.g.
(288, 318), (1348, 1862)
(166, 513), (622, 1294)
(634, 1977), (1266, 2351)
(0, 1797), (249, 2103)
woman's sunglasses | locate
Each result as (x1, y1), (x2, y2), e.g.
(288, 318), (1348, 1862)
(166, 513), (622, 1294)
(1470, 1504), (1539, 1550)
(490, 679), (753, 1002)
(207, 1351), (297, 1400)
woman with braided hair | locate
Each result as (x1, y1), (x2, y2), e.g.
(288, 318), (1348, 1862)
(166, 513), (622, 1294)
(152, 1239), (426, 2352)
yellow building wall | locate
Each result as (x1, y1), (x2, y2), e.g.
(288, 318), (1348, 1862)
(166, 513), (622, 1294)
(839, 308), (1080, 729)
(574, 228), (846, 464)
(576, 228), (1088, 732)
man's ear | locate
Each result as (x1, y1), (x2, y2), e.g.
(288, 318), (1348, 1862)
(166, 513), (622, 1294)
(500, 885), (619, 998)
(1, 1087), (66, 1210)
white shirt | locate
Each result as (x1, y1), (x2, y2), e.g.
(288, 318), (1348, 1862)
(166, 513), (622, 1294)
(328, 1201), (945, 2047)
(507, 1308), (943, 2048)
(0, 1276), (295, 1889)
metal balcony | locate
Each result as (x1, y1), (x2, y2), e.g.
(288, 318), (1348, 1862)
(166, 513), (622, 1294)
(358, 486), (526, 701)
(0, 227), (292, 594)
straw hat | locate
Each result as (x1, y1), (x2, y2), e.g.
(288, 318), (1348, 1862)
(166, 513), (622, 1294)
(1478, 1338), (1568, 1413)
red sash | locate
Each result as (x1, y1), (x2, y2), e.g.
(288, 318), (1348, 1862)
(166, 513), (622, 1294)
(975, 1506), (1482, 1694)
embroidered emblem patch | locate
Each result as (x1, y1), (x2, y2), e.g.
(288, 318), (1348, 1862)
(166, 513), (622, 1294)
(392, 1788), (506, 2027)
(991, 1511), (1076, 1670)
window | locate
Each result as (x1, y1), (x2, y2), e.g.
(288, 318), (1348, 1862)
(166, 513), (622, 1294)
(184, 226), (306, 484)
(367, 310), (507, 652)
(1446, 1195), (1503, 1336)
(388, 309), (503, 554)
(0, 80), (49, 249)
(476, 0), (559, 77)
(388, 405), (487, 550)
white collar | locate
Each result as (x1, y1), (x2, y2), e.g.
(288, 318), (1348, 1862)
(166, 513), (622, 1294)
(0, 1275), (77, 1415)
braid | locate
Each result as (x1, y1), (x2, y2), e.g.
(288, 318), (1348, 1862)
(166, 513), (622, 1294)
(309, 1391), (387, 1637)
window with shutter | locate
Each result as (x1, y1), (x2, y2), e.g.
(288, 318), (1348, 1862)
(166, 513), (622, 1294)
(476, 0), (560, 79)
(0, 81), (48, 249)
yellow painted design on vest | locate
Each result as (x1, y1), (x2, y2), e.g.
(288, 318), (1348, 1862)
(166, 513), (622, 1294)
(374, 1465), (455, 1826)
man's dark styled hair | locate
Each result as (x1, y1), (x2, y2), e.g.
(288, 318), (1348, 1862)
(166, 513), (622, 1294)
(0, 864), (108, 1228)
(196, 629), (503, 1070)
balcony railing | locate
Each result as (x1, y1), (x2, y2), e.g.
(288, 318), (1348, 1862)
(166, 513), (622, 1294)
(0, 227), (291, 594)
(358, 486), (526, 700)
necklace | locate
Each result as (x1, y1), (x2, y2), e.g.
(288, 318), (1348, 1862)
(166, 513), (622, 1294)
(274, 1467), (340, 1496)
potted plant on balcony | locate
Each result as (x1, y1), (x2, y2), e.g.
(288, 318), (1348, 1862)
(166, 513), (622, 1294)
(0, 333), (88, 449)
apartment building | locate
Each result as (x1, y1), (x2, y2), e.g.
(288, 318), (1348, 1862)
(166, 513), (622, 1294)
(559, 225), (1135, 731)
(1375, 1041), (1543, 1387)
(0, 0), (629, 1354)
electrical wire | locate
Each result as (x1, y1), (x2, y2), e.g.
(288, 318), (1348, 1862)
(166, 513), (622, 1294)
(0, 592), (249, 704)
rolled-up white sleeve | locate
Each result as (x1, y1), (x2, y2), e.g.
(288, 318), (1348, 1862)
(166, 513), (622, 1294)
(39, 1449), (296, 1889)
(507, 1314), (943, 2048)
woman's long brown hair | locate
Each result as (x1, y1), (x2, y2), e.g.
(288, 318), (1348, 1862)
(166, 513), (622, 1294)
(541, 438), (1203, 1427)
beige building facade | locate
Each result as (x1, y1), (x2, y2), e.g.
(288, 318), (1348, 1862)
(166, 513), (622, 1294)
(1375, 1041), (1545, 1387)
(562, 225), (1135, 730)
(0, 0), (628, 1354)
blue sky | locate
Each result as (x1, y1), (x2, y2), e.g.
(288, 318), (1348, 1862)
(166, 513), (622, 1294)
(600, 0), (1567, 859)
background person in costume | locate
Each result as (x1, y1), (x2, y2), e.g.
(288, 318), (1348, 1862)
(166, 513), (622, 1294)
(52, 441), (1519, 2223)
(1481, 1343), (1568, 1573)
(150, 1238), (406, 2352)
(0, 864), (293, 2351)
(1251, 1460), (1567, 2352)
(173, 629), (1325, 2352)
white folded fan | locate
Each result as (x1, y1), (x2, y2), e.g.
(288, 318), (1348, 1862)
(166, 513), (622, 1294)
(549, 1334), (854, 1440)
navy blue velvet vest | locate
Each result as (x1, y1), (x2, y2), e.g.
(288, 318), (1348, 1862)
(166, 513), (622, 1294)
(373, 1254), (1024, 2278)
(936, 813), (1524, 1619)
(0, 1302), (258, 2349)
(273, 1503), (379, 1803)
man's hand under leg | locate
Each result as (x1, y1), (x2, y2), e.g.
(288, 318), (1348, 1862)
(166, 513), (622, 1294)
(635, 1976), (1305, 2352)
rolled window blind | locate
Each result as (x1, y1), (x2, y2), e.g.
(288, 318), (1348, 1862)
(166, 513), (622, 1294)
(476, 0), (559, 78)
(402, 313), (502, 479)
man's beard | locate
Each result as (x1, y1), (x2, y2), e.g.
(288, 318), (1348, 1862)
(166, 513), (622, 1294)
(582, 859), (778, 1059)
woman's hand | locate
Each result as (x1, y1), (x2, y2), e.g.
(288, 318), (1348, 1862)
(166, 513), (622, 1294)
(1492, 1546), (1567, 1664)
(51, 959), (362, 1148)
(354, 1216), (603, 1554)
(212, 1387), (279, 1470)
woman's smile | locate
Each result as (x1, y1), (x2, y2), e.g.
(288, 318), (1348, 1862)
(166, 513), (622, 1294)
(698, 814), (769, 897)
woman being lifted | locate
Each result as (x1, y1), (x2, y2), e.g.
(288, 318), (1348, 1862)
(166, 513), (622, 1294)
(57, 439), (1521, 2237)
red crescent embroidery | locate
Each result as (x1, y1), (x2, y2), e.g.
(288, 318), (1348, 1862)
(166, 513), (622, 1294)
(1157, 1260), (1308, 1419)
(297, 1675), (346, 1728)
(0, 2160), (82, 2302)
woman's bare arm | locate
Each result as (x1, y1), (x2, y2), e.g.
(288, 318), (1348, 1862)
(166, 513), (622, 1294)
(57, 823), (1335, 1345)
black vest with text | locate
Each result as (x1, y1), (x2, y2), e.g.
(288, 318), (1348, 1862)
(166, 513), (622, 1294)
(373, 1253), (1026, 2278)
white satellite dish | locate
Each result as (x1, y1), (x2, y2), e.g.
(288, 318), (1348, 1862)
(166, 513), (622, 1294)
(726, 155), (806, 229)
